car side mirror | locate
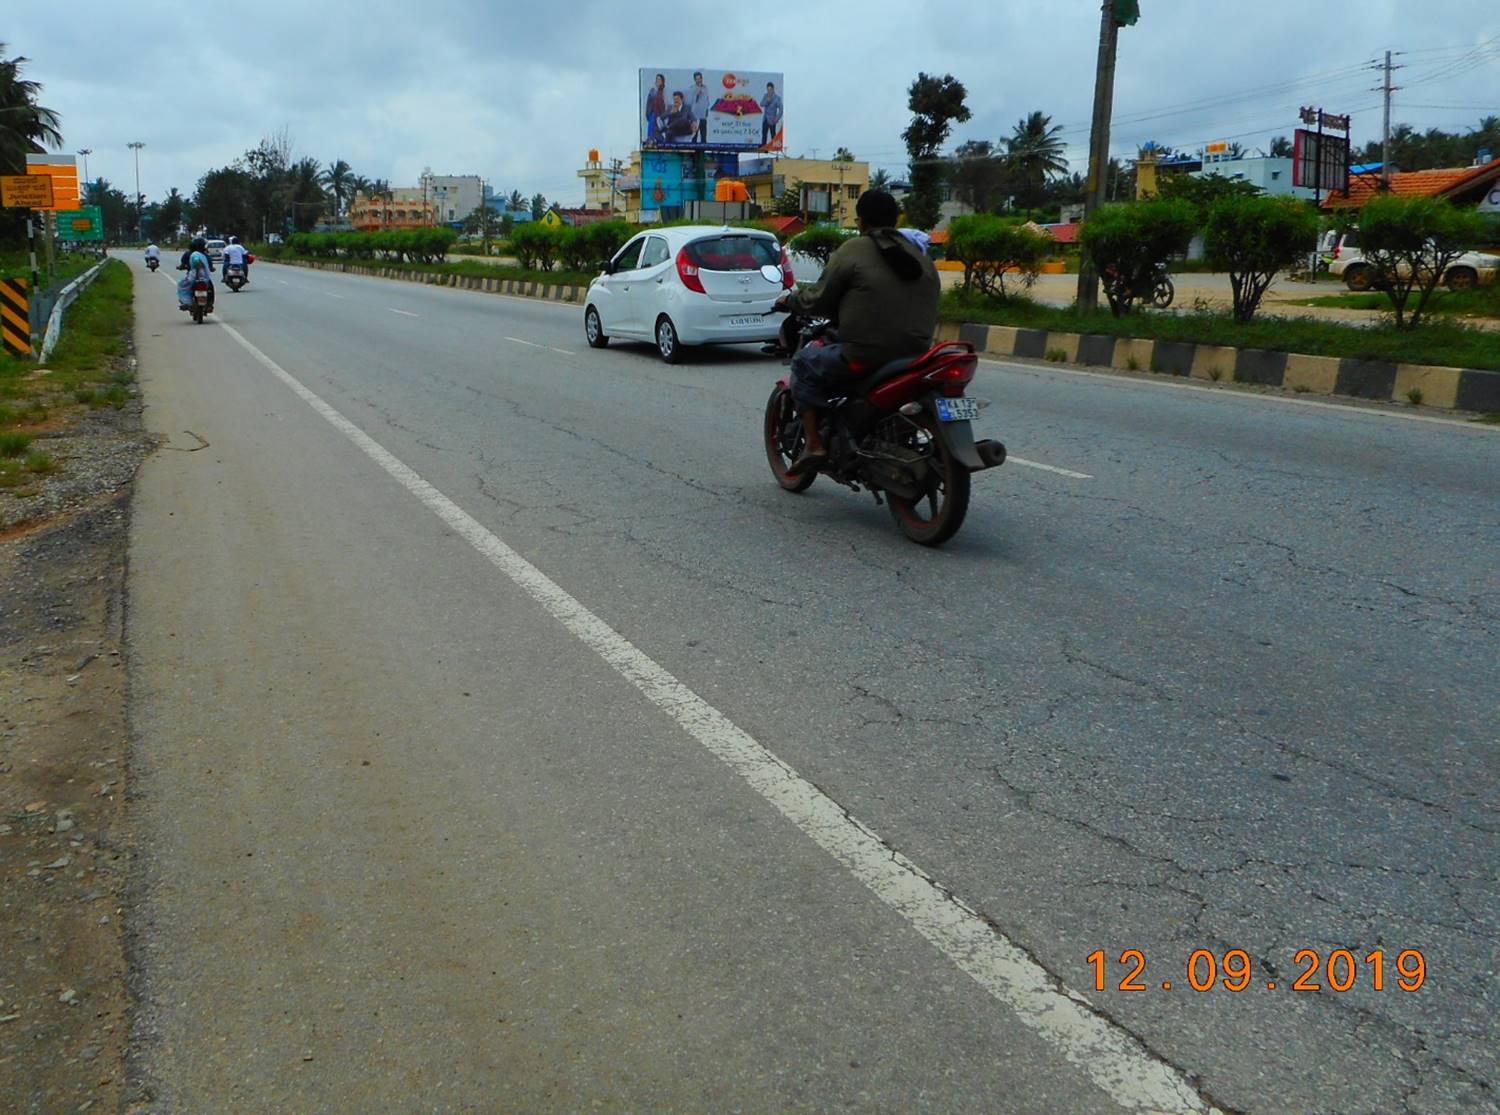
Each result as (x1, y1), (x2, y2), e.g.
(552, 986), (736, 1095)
(598, 259), (615, 275)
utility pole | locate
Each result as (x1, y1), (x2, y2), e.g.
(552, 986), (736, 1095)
(1376, 50), (1402, 191)
(1076, 0), (1120, 312)
(128, 141), (145, 241)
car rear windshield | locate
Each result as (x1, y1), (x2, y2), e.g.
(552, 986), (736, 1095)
(1341, 232), (1359, 249)
(684, 235), (779, 271)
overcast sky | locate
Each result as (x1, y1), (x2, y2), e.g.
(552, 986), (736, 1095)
(9, 1), (1498, 206)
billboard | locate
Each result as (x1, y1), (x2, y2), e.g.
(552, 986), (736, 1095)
(1293, 129), (1349, 192)
(638, 151), (739, 213)
(640, 68), (784, 152)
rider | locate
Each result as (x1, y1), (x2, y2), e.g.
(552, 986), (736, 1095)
(144, 243), (161, 266)
(772, 190), (940, 476)
(222, 235), (249, 279)
(176, 236), (215, 312)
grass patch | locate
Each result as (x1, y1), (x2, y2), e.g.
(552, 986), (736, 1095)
(941, 291), (1500, 372)
(257, 248), (595, 288)
(1044, 347), (1067, 362)
(23, 450), (55, 474)
(0, 248), (98, 286)
(0, 432), (34, 457)
(1287, 284), (1500, 320)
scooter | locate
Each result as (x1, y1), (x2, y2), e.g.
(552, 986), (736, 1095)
(224, 262), (248, 292)
(146, 256), (160, 272)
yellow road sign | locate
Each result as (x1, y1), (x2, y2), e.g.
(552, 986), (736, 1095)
(1, 175), (55, 208)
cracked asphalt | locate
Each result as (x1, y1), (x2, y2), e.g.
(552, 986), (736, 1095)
(125, 259), (1498, 1113)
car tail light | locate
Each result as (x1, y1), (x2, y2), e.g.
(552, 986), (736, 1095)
(676, 248), (705, 294)
(1332, 243), (1340, 260)
(780, 244), (795, 289)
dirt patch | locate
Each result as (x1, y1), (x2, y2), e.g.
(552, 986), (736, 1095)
(0, 391), (149, 1111)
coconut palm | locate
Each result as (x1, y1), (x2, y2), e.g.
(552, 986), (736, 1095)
(1005, 110), (1069, 210)
(319, 158), (353, 216)
(869, 168), (891, 191)
(0, 43), (63, 174)
(288, 157), (326, 231)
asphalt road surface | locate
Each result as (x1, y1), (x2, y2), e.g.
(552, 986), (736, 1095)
(125, 258), (1499, 1113)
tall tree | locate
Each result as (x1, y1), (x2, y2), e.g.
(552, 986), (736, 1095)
(902, 72), (970, 229)
(192, 166), (257, 238)
(530, 192), (547, 220)
(868, 168), (891, 191)
(155, 187), (186, 240)
(84, 178), (132, 240)
(833, 146), (855, 162)
(508, 189), (525, 211)
(0, 43), (62, 175)
(950, 139), (1009, 214)
(1268, 135), (1293, 159)
(288, 156), (326, 231)
(319, 159), (353, 217)
(1005, 110), (1069, 210)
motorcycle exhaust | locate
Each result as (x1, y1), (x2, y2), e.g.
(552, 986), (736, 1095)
(973, 439), (1006, 469)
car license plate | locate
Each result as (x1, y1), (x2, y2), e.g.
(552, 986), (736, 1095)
(935, 397), (979, 422)
(726, 314), (762, 327)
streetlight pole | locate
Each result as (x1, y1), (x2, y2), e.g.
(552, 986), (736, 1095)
(76, 148), (92, 193)
(127, 141), (145, 241)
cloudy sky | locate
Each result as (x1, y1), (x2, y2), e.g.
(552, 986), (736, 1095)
(8, 1), (1498, 206)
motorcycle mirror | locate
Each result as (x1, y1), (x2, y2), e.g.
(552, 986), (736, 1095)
(759, 264), (782, 285)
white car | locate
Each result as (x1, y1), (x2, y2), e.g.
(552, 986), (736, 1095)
(583, 225), (791, 363)
(204, 238), (227, 263)
(1329, 231), (1498, 292)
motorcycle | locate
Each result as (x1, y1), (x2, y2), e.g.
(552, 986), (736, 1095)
(1103, 261), (1174, 310)
(146, 256), (160, 273)
(763, 315), (1005, 547)
(186, 281), (213, 324)
(224, 262), (248, 292)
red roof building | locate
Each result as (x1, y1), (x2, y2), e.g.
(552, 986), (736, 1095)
(763, 215), (807, 239)
(1322, 157), (1500, 209)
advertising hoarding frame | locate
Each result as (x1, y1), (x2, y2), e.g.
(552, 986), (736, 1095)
(639, 68), (784, 154)
(1293, 128), (1350, 194)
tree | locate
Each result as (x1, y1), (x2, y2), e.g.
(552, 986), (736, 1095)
(1357, 195), (1488, 328)
(902, 72), (970, 229)
(946, 214), (1050, 301)
(1006, 110), (1069, 210)
(776, 178), (806, 218)
(1155, 171), (1262, 222)
(1268, 135), (1293, 159)
(833, 146), (855, 162)
(1078, 199), (1196, 316)
(192, 166), (257, 238)
(789, 224), (850, 265)
(950, 139), (1010, 214)
(508, 189), (525, 211)
(155, 187), (186, 240)
(84, 178), (132, 240)
(319, 159), (353, 217)
(0, 44), (62, 175)
(288, 156), (326, 232)
(529, 193), (547, 220)
(868, 168), (892, 191)
(1203, 196), (1319, 323)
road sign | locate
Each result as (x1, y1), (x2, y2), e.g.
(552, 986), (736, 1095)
(56, 206), (103, 242)
(1293, 129), (1350, 192)
(25, 154), (80, 211)
(1, 174), (54, 208)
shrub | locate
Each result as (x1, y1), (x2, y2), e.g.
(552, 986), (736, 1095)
(1358, 196), (1489, 329)
(946, 214), (1050, 302)
(510, 223), (559, 271)
(1203, 195), (1320, 323)
(0, 432), (33, 457)
(789, 224), (850, 266)
(1078, 200), (1196, 317)
(585, 221), (634, 266)
(555, 226), (593, 273)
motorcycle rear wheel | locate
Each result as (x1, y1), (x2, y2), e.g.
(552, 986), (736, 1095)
(763, 385), (815, 492)
(1151, 276), (1175, 309)
(191, 305), (204, 324)
(885, 419), (970, 546)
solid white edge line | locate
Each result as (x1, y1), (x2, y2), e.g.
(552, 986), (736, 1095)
(981, 355), (1498, 432)
(388, 308), (419, 317)
(1009, 456), (1093, 480)
(219, 319), (1216, 1114)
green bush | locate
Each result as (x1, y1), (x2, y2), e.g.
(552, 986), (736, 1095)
(585, 220), (634, 265)
(946, 214), (1050, 302)
(1358, 195), (1490, 329)
(509, 223), (559, 271)
(555, 226), (593, 273)
(789, 224), (850, 265)
(1204, 196), (1320, 323)
(1078, 200), (1197, 317)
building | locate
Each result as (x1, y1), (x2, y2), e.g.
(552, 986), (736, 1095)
(349, 187), (437, 231)
(554, 208), (617, 227)
(419, 172), (484, 225)
(577, 151), (626, 214)
(1321, 155), (1500, 212)
(1192, 156), (1316, 200)
(614, 151), (870, 227)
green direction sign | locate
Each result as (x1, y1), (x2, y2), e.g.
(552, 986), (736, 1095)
(56, 206), (103, 242)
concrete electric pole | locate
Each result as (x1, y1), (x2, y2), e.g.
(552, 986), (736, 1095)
(1375, 50), (1402, 192)
(128, 141), (145, 241)
(1075, 1), (1123, 312)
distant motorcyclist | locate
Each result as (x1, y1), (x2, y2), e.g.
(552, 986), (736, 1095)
(144, 243), (161, 262)
(176, 236), (215, 312)
(222, 235), (249, 275)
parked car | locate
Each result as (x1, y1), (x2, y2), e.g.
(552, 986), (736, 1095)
(583, 226), (793, 363)
(1329, 231), (1498, 292)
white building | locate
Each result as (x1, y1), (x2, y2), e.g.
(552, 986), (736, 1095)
(1193, 156), (1317, 201)
(419, 171), (485, 224)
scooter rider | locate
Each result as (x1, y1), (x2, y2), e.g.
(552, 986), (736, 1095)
(222, 236), (249, 279)
(144, 243), (161, 264)
(176, 236), (215, 312)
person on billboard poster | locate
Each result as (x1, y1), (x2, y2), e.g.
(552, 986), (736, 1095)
(661, 91), (698, 144)
(644, 73), (667, 144)
(690, 72), (712, 144)
(760, 81), (783, 148)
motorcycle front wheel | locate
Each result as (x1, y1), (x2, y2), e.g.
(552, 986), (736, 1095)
(1151, 276), (1175, 309)
(885, 418), (971, 546)
(763, 385), (815, 493)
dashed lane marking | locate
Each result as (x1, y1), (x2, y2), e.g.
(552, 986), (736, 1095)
(218, 318), (1219, 1115)
(388, 308), (419, 317)
(1008, 456), (1093, 480)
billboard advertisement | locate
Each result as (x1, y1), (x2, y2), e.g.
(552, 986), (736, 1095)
(638, 151), (739, 213)
(640, 68), (784, 152)
(1293, 128), (1350, 192)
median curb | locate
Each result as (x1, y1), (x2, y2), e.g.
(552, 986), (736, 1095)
(276, 258), (587, 306)
(936, 320), (1500, 413)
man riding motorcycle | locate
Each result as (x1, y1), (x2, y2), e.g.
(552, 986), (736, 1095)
(772, 190), (940, 476)
(176, 236), (215, 312)
(144, 243), (161, 269)
(222, 236), (249, 281)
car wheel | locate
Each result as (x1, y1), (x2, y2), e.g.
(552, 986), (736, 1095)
(584, 305), (609, 348)
(655, 315), (683, 364)
(1343, 264), (1373, 292)
(1445, 267), (1478, 292)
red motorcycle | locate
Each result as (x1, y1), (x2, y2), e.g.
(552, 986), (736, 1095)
(763, 316), (1005, 546)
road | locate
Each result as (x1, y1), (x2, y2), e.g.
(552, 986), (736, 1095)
(125, 258), (1499, 1113)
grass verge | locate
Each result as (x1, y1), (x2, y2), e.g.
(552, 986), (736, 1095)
(251, 246), (594, 288)
(1285, 285), (1500, 320)
(940, 291), (1500, 372)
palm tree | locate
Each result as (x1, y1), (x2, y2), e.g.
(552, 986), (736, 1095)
(508, 189), (525, 212)
(833, 146), (855, 162)
(288, 157), (326, 232)
(1005, 110), (1069, 210)
(868, 168), (891, 191)
(0, 43), (63, 174)
(319, 159), (353, 217)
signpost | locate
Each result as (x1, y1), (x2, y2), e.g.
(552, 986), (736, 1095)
(1, 175), (54, 209)
(1292, 106), (1351, 204)
(56, 206), (104, 242)
(24, 153), (80, 211)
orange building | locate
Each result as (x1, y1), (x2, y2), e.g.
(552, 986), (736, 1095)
(349, 188), (438, 230)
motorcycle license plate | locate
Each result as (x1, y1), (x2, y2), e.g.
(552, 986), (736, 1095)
(934, 397), (980, 422)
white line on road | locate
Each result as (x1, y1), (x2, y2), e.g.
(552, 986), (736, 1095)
(325, 292), (345, 300)
(549, 346), (577, 356)
(217, 319), (1218, 1115)
(1008, 456), (1093, 480)
(505, 336), (543, 348)
(388, 308), (419, 317)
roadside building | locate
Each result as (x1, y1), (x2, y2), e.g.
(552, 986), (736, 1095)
(576, 151), (626, 214)
(1193, 156), (1317, 200)
(419, 172), (484, 225)
(615, 151), (870, 228)
(1320, 154), (1500, 213)
(349, 187), (437, 230)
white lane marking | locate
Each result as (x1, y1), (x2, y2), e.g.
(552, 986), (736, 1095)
(548, 346), (577, 356)
(278, 280), (288, 285)
(388, 308), (419, 317)
(217, 320), (1216, 1115)
(325, 292), (345, 300)
(1008, 456), (1093, 480)
(982, 355), (1498, 433)
(505, 335), (543, 348)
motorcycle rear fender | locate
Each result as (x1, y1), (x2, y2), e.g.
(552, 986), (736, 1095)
(921, 394), (986, 470)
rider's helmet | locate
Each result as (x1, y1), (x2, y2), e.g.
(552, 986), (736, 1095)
(228, 236), (239, 245)
(191, 236), (207, 251)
